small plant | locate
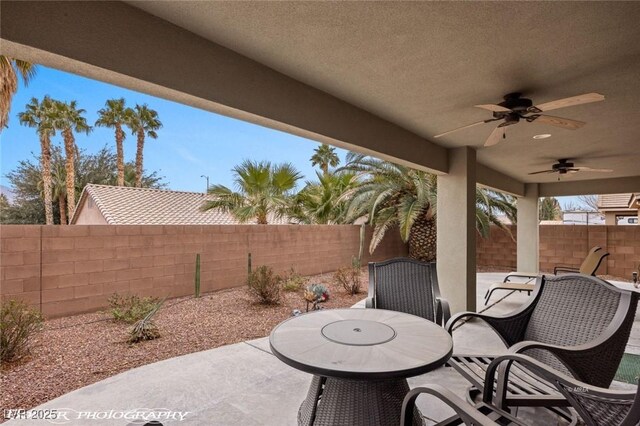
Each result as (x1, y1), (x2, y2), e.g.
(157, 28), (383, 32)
(304, 284), (330, 311)
(128, 298), (165, 344)
(281, 268), (308, 292)
(108, 293), (161, 324)
(334, 266), (363, 295)
(0, 299), (43, 362)
(247, 265), (281, 304)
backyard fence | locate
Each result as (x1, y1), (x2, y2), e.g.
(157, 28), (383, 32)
(0, 225), (407, 318)
(477, 225), (640, 279)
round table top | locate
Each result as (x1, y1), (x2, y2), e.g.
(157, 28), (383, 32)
(269, 308), (453, 380)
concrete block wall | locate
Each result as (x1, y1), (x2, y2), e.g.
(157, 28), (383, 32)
(477, 225), (640, 279)
(0, 225), (407, 318)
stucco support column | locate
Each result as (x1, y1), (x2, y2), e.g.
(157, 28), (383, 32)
(517, 183), (539, 272)
(437, 147), (477, 314)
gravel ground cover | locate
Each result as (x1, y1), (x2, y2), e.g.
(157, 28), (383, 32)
(0, 270), (368, 417)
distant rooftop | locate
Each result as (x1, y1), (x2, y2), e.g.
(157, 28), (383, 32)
(71, 184), (293, 225)
(598, 193), (639, 211)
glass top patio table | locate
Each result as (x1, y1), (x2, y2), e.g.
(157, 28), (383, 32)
(269, 308), (453, 380)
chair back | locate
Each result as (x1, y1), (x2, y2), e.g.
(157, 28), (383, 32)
(368, 258), (438, 322)
(523, 274), (638, 387)
(579, 247), (609, 275)
(558, 381), (640, 426)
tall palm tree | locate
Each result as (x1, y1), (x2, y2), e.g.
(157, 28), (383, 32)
(341, 153), (516, 261)
(126, 104), (162, 187)
(17, 96), (55, 225)
(1, 56), (37, 130)
(95, 98), (130, 186)
(310, 144), (340, 174)
(51, 100), (91, 222)
(49, 161), (68, 225)
(290, 171), (359, 224)
(201, 160), (302, 224)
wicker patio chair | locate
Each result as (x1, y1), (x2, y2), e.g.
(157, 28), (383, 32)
(482, 354), (640, 426)
(366, 257), (450, 326)
(401, 354), (640, 426)
(446, 274), (638, 421)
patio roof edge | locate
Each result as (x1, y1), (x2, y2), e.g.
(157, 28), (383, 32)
(476, 164), (525, 197)
(539, 176), (640, 197)
(0, 1), (448, 174)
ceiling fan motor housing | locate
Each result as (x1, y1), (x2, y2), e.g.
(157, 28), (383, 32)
(494, 93), (533, 118)
(552, 159), (574, 173)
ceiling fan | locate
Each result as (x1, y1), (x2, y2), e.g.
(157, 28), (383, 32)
(529, 158), (613, 176)
(434, 92), (605, 147)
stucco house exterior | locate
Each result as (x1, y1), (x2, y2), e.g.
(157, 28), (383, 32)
(71, 184), (293, 225)
(597, 193), (640, 225)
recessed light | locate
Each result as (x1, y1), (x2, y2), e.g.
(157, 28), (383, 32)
(533, 134), (552, 140)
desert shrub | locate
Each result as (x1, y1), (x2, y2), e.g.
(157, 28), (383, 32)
(334, 266), (363, 295)
(0, 299), (43, 362)
(281, 268), (308, 292)
(247, 265), (281, 304)
(108, 293), (160, 324)
(128, 298), (165, 344)
(304, 283), (330, 305)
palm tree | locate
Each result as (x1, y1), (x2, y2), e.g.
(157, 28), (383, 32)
(95, 98), (130, 186)
(1, 56), (37, 130)
(290, 171), (359, 224)
(17, 96), (55, 225)
(49, 161), (68, 225)
(51, 100), (91, 222)
(310, 144), (340, 174)
(201, 160), (302, 224)
(341, 153), (516, 261)
(126, 104), (162, 187)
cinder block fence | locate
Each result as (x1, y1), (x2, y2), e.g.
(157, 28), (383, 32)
(0, 225), (406, 318)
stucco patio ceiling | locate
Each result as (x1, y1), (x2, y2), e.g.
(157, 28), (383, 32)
(128, 1), (640, 184)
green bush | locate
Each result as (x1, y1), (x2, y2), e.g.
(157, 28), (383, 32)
(108, 293), (160, 324)
(247, 265), (281, 305)
(1, 299), (43, 362)
(281, 268), (308, 292)
(128, 298), (165, 344)
(334, 266), (363, 295)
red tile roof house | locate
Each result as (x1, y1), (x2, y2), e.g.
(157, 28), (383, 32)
(597, 193), (640, 225)
(70, 184), (294, 225)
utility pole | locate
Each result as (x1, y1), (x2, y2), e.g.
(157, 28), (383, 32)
(201, 175), (209, 193)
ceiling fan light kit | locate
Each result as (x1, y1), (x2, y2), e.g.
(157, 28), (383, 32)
(434, 92), (604, 147)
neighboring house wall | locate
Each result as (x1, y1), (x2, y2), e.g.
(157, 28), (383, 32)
(477, 225), (639, 279)
(0, 225), (407, 318)
(73, 195), (108, 225)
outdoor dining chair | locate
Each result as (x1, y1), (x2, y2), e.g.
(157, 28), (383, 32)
(401, 354), (640, 426)
(366, 257), (450, 326)
(446, 274), (638, 422)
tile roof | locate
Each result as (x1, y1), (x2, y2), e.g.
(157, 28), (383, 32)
(597, 193), (635, 210)
(71, 184), (293, 225)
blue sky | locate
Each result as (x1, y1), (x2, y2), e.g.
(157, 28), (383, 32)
(0, 66), (348, 193)
(1, 65), (583, 208)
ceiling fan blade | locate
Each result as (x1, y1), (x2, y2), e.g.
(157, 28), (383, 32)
(532, 114), (586, 130)
(434, 121), (487, 138)
(529, 92), (604, 112)
(528, 170), (556, 175)
(484, 126), (505, 147)
(474, 104), (511, 113)
(574, 167), (613, 173)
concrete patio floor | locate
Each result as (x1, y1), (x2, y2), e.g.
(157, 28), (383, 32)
(8, 273), (639, 426)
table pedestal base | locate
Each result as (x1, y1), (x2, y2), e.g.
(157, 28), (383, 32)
(298, 375), (423, 426)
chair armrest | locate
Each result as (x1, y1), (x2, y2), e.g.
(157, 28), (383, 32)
(482, 353), (636, 406)
(365, 296), (374, 309)
(445, 309), (531, 347)
(402, 385), (499, 426)
(504, 272), (539, 282)
(436, 297), (451, 327)
(554, 265), (580, 275)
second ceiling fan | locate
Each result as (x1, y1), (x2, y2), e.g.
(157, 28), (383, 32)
(434, 92), (604, 147)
